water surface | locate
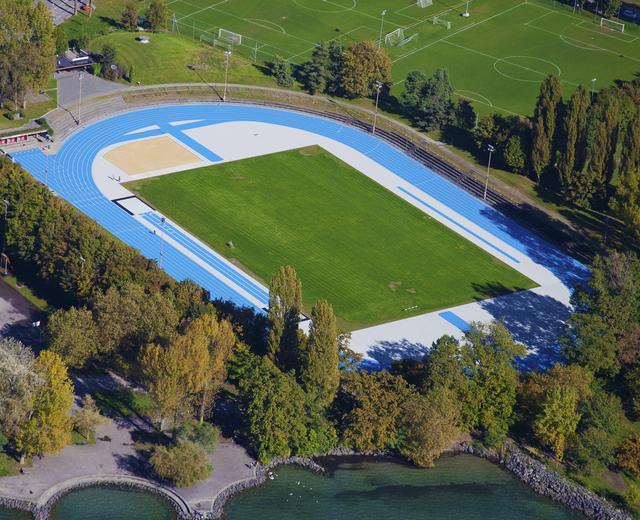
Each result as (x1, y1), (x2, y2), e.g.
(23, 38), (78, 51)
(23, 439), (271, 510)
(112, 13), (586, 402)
(224, 454), (586, 520)
(49, 485), (177, 520)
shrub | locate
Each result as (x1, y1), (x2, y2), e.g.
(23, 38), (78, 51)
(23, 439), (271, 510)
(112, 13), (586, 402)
(177, 419), (218, 454)
(483, 426), (507, 450)
(150, 441), (212, 486)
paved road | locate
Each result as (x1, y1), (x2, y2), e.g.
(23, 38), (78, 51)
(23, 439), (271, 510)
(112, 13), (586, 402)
(56, 71), (128, 111)
(0, 279), (46, 349)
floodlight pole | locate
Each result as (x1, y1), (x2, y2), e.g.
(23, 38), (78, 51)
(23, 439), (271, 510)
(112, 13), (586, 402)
(80, 256), (86, 273)
(603, 215), (610, 248)
(378, 10), (386, 48)
(465, 0), (470, 15)
(483, 144), (494, 201)
(223, 51), (232, 101)
(2, 200), (8, 276)
(43, 146), (48, 187)
(372, 81), (382, 135)
(159, 217), (166, 269)
(591, 78), (596, 101)
(78, 73), (85, 125)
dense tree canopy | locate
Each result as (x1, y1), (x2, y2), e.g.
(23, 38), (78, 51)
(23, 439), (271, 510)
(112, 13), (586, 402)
(0, 0), (56, 107)
(340, 41), (392, 99)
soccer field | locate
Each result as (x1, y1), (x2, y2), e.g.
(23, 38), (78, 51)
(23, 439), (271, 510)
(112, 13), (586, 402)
(124, 146), (536, 327)
(168, 0), (640, 117)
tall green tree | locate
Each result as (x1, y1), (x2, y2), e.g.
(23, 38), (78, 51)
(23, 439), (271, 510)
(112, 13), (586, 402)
(459, 321), (526, 431)
(272, 55), (295, 88)
(46, 306), (102, 369)
(146, 0), (168, 32)
(15, 351), (74, 460)
(558, 85), (590, 196)
(122, 1), (139, 31)
(302, 40), (344, 95)
(342, 370), (412, 451)
(400, 68), (455, 131)
(239, 358), (308, 463)
(0, 0), (56, 108)
(533, 386), (581, 462)
(267, 266), (302, 372)
(504, 135), (526, 175)
(619, 112), (640, 178)
(531, 75), (563, 184)
(611, 167), (640, 243)
(399, 388), (461, 467)
(302, 300), (340, 410)
(340, 41), (392, 99)
(422, 335), (465, 393)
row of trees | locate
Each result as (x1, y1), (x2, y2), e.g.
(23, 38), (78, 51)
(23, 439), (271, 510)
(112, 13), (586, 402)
(473, 75), (640, 241)
(272, 40), (393, 99)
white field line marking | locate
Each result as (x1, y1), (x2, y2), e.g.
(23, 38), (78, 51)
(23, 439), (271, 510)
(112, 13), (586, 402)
(443, 40), (579, 87)
(455, 90), (493, 106)
(392, 1), (527, 63)
(453, 93), (522, 117)
(173, 0), (318, 46)
(527, 2), (639, 43)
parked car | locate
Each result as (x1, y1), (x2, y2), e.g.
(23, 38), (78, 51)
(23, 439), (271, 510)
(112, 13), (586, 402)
(623, 9), (637, 18)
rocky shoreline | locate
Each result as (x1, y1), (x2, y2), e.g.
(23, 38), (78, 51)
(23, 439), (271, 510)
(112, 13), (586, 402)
(0, 444), (633, 520)
(457, 443), (632, 520)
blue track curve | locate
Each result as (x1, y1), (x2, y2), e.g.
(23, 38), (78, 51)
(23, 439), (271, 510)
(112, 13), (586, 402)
(12, 105), (589, 313)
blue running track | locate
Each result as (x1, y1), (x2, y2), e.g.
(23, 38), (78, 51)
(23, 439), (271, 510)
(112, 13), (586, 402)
(13, 105), (590, 314)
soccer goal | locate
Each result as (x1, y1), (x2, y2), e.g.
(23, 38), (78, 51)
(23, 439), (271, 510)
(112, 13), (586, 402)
(417, 0), (432, 7)
(433, 17), (451, 29)
(396, 33), (418, 48)
(219, 28), (242, 45)
(600, 17), (624, 33)
(384, 28), (405, 45)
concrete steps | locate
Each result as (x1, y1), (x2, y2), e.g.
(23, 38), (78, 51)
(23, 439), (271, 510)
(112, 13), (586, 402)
(49, 96), (128, 140)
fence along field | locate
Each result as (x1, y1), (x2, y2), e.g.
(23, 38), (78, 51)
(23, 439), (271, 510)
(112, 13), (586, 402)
(167, 0), (640, 117)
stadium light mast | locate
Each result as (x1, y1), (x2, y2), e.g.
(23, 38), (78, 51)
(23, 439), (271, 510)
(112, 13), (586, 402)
(464, 0), (470, 16)
(483, 144), (494, 201)
(78, 72), (85, 125)
(591, 78), (596, 101)
(372, 81), (382, 135)
(80, 256), (86, 273)
(2, 200), (8, 276)
(378, 10), (386, 48)
(223, 51), (232, 101)
(159, 217), (166, 269)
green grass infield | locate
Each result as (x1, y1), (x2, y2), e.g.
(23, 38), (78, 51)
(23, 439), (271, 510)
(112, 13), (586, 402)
(125, 146), (537, 328)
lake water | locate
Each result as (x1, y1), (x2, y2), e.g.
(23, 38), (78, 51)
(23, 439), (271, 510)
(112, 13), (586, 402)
(0, 454), (586, 520)
(224, 454), (586, 520)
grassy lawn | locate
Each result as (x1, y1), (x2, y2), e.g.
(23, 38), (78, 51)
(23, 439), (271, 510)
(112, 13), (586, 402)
(87, 32), (279, 88)
(125, 145), (536, 327)
(70, 430), (97, 445)
(0, 276), (53, 313)
(0, 452), (32, 477)
(92, 389), (153, 418)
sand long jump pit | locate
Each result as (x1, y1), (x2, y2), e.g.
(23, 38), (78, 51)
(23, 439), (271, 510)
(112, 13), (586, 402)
(103, 136), (203, 176)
